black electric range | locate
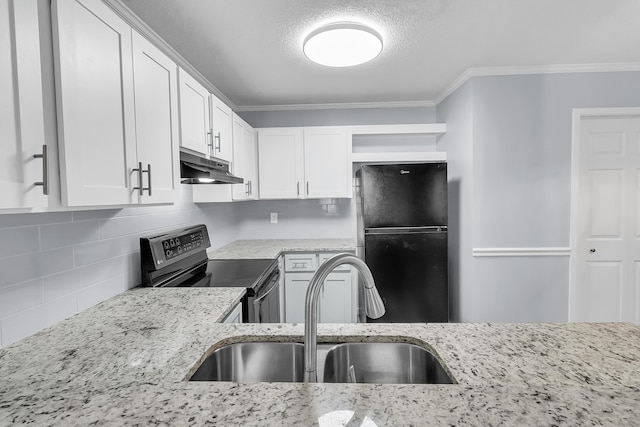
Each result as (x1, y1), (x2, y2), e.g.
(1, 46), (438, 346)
(140, 225), (280, 323)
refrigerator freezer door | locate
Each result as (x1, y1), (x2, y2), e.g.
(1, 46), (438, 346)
(360, 163), (447, 228)
(364, 230), (448, 323)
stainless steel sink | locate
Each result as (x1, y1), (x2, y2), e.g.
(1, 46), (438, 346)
(189, 341), (454, 384)
(190, 342), (304, 382)
(322, 342), (453, 384)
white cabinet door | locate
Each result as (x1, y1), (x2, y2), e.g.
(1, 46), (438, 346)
(303, 127), (350, 198)
(284, 272), (313, 323)
(223, 302), (243, 323)
(131, 31), (179, 205)
(243, 124), (258, 200)
(210, 94), (233, 162)
(231, 113), (248, 200)
(257, 128), (304, 199)
(320, 271), (353, 323)
(178, 68), (211, 156)
(52, 0), (137, 206)
(0, 0), (48, 208)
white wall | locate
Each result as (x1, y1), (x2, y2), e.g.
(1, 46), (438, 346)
(0, 186), (239, 348)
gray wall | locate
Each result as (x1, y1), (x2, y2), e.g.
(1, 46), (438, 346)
(436, 81), (475, 322)
(450, 71), (640, 323)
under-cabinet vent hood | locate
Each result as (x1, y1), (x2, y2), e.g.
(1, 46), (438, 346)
(180, 148), (243, 185)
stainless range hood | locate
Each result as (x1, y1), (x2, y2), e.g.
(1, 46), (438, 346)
(180, 148), (243, 184)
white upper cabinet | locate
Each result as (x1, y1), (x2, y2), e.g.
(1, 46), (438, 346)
(257, 127), (350, 199)
(210, 94), (233, 162)
(53, 0), (137, 206)
(178, 68), (211, 156)
(231, 113), (258, 201)
(303, 127), (350, 198)
(0, 0), (48, 209)
(257, 128), (304, 199)
(131, 31), (179, 205)
(52, 0), (178, 206)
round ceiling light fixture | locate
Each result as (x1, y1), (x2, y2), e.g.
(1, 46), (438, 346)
(303, 22), (383, 67)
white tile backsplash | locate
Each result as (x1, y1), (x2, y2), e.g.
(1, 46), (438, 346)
(0, 185), (361, 348)
(0, 226), (40, 258)
(0, 279), (43, 318)
(0, 185), (240, 348)
(40, 219), (101, 250)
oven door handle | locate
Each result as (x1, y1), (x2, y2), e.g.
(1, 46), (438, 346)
(253, 272), (280, 305)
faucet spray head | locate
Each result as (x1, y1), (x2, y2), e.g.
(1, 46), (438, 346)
(364, 284), (385, 319)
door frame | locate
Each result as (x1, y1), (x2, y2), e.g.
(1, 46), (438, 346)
(568, 107), (640, 322)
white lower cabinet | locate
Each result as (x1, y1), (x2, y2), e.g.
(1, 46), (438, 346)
(223, 302), (243, 323)
(283, 253), (355, 323)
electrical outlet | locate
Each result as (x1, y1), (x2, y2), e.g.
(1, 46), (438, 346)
(270, 212), (278, 223)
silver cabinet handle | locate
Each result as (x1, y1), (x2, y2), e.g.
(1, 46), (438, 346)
(245, 182), (250, 196)
(132, 162), (144, 196)
(214, 132), (221, 152)
(297, 182), (300, 196)
(134, 163), (152, 196)
(207, 129), (214, 153)
(249, 180), (253, 196)
(33, 145), (48, 195)
(142, 163), (151, 196)
(306, 181), (309, 195)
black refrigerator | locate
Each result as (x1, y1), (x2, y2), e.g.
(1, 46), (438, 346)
(356, 163), (448, 323)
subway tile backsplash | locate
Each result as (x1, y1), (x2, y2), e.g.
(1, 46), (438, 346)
(0, 188), (238, 349)
(0, 187), (353, 348)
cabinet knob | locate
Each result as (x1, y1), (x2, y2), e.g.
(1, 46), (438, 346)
(589, 249), (596, 253)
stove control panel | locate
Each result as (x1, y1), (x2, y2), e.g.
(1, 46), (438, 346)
(161, 230), (204, 260)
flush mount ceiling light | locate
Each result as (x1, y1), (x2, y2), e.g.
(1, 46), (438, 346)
(303, 23), (383, 67)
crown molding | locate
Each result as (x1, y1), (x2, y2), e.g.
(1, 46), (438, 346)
(433, 62), (640, 106)
(102, 0), (238, 110)
(235, 99), (436, 112)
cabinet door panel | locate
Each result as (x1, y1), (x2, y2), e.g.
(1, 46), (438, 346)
(231, 113), (247, 200)
(52, 0), (136, 206)
(303, 127), (350, 198)
(0, 0), (47, 208)
(178, 69), (210, 155)
(257, 129), (303, 199)
(284, 273), (313, 323)
(211, 95), (232, 162)
(320, 272), (353, 323)
(132, 31), (178, 204)
(244, 125), (258, 199)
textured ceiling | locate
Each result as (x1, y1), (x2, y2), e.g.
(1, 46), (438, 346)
(121, 0), (640, 109)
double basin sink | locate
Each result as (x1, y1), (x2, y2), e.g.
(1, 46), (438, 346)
(189, 341), (454, 384)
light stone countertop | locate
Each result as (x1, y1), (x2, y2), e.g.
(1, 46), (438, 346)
(207, 238), (356, 259)
(1, 286), (639, 425)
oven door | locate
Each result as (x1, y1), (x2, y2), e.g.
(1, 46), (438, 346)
(248, 267), (280, 323)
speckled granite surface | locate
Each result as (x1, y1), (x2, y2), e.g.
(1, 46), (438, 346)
(1, 287), (639, 425)
(208, 239), (355, 259)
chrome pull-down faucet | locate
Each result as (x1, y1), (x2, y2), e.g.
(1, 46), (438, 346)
(303, 253), (385, 382)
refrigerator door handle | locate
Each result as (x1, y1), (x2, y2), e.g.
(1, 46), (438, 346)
(365, 226), (447, 235)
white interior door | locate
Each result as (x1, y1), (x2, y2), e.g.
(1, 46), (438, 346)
(572, 115), (640, 323)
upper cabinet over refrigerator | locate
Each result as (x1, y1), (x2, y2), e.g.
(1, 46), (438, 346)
(360, 163), (447, 228)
